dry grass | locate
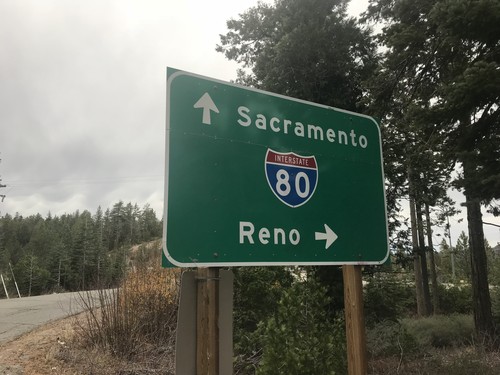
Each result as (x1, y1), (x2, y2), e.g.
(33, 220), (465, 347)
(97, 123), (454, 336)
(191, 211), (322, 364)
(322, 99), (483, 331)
(367, 316), (500, 375)
(72, 244), (181, 373)
(369, 346), (500, 375)
(0, 314), (79, 375)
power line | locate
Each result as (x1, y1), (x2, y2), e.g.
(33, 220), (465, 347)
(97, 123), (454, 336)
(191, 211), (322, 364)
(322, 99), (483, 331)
(5, 175), (164, 188)
(483, 221), (500, 229)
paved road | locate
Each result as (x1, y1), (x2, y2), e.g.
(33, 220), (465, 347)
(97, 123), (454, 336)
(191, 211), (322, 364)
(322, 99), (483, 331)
(0, 291), (99, 344)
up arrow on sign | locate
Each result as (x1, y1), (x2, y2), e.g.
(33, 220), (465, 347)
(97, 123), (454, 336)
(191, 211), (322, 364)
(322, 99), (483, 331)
(193, 92), (219, 125)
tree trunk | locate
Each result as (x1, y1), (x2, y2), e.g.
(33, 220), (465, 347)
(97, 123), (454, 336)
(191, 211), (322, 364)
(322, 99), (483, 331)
(410, 195), (425, 316)
(466, 197), (495, 339)
(447, 216), (456, 282)
(416, 202), (432, 316)
(425, 203), (440, 314)
(459, 112), (496, 341)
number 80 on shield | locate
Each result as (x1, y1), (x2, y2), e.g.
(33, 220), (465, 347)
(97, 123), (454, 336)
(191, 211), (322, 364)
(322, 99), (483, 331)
(265, 149), (319, 208)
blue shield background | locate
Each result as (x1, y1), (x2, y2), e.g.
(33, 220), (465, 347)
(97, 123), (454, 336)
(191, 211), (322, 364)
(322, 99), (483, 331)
(265, 150), (318, 208)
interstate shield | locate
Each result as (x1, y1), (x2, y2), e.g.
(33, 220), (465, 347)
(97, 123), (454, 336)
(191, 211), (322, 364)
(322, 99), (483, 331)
(265, 149), (318, 208)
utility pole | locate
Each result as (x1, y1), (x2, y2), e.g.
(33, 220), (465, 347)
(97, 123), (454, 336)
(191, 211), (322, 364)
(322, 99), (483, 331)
(9, 262), (21, 298)
(1, 274), (9, 299)
(0, 180), (5, 202)
(0, 156), (6, 202)
(0, 157), (7, 299)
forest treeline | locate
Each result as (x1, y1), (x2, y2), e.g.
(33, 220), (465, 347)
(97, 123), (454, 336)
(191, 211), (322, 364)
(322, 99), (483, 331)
(0, 201), (162, 296)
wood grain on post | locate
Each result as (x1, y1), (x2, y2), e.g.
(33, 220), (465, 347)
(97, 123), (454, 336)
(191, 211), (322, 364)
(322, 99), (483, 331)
(343, 265), (367, 375)
(196, 267), (220, 375)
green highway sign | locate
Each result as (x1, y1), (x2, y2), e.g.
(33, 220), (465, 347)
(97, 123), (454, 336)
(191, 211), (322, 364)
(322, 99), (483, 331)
(163, 68), (389, 267)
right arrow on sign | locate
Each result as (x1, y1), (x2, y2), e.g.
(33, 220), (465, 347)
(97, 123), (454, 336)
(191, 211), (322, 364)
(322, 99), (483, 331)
(315, 224), (338, 250)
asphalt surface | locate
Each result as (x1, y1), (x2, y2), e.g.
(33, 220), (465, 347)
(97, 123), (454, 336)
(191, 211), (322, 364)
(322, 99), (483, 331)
(0, 291), (97, 344)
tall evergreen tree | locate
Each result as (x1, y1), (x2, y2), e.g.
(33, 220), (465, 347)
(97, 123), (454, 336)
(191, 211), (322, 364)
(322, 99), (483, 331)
(92, 206), (107, 286)
(431, 0), (500, 339)
(365, 0), (500, 338)
(217, 0), (377, 111)
(71, 210), (94, 289)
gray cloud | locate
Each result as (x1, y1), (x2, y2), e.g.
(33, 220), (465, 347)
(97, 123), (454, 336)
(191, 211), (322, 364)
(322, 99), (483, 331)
(0, 0), (251, 217)
(1, 0), (498, 246)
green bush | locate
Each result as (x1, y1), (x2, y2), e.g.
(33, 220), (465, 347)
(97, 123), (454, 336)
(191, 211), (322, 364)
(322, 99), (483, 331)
(489, 286), (500, 324)
(367, 320), (420, 358)
(257, 275), (346, 375)
(437, 284), (472, 314)
(233, 267), (293, 374)
(363, 272), (415, 325)
(402, 314), (474, 349)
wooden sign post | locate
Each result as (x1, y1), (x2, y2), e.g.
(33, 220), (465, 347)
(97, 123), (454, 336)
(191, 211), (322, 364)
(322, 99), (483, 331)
(175, 268), (233, 375)
(196, 267), (220, 375)
(343, 265), (367, 375)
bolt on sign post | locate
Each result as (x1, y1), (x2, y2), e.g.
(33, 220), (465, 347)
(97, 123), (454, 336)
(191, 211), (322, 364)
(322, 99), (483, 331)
(164, 68), (389, 375)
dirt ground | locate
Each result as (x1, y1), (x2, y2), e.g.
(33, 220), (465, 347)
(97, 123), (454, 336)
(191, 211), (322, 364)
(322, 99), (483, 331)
(0, 312), (175, 375)
(0, 314), (80, 375)
(0, 314), (132, 375)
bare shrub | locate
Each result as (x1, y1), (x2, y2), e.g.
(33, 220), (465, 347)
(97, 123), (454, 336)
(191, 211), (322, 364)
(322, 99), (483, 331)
(75, 262), (180, 364)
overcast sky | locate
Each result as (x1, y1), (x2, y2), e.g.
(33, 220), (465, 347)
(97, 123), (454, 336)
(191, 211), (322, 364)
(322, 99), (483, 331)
(0, 0), (498, 247)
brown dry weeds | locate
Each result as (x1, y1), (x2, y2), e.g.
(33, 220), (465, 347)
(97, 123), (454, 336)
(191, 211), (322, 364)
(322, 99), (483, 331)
(0, 313), (85, 375)
(0, 242), (177, 375)
(0, 311), (175, 375)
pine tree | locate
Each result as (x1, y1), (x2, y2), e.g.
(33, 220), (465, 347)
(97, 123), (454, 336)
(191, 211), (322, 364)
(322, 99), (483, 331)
(365, 0), (499, 339)
(217, 0), (377, 111)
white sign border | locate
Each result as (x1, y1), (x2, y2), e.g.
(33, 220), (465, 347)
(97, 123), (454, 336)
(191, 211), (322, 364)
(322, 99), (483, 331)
(163, 68), (390, 267)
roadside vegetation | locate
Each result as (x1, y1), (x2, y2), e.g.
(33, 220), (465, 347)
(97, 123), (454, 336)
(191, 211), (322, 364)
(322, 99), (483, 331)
(66, 240), (179, 374)
(231, 266), (500, 375)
